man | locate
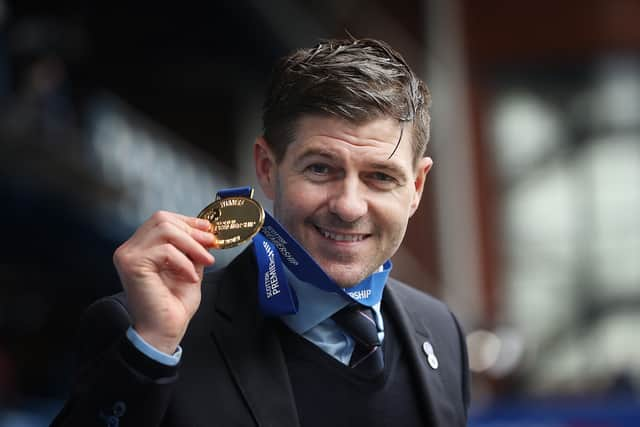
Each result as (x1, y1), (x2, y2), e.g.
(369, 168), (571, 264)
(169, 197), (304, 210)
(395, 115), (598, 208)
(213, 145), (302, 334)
(52, 37), (469, 427)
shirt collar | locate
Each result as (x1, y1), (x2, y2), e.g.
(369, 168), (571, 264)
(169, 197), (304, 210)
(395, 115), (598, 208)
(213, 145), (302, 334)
(280, 265), (386, 335)
(280, 266), (348, 334)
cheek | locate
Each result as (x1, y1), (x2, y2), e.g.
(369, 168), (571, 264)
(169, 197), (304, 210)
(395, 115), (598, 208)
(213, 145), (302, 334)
(280, 182), (325, 220)
(376, 203), (412, 242)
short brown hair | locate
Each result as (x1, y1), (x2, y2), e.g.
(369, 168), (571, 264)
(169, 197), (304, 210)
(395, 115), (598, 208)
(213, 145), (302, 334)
(262, 37), (431, 164)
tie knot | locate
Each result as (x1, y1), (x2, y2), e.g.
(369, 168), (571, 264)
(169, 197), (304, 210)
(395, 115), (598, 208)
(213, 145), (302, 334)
(332, 304), (381, 348)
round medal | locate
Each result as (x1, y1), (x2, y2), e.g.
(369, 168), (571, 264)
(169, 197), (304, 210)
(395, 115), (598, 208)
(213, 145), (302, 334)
(197, 196), (265, 249)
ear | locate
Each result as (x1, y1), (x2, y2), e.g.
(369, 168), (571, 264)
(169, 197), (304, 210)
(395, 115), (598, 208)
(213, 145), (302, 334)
(254, 136), (278, 200)
(408, 156), (433, 217)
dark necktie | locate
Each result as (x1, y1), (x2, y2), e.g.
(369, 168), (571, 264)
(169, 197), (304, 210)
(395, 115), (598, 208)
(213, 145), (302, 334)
(332, 303), (384, 375)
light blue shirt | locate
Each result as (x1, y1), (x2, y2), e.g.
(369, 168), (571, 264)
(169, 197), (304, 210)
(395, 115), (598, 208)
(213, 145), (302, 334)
(280, 267), (385, 365)
(127, 267), (385, 366)
(126, 326), (182, 366)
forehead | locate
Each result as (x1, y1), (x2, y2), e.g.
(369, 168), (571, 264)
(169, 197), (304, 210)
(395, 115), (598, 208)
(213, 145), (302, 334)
(286, 115), (415, 166)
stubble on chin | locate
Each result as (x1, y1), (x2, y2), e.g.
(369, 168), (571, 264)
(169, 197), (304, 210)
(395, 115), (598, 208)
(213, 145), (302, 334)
(320, 258), (377, 288)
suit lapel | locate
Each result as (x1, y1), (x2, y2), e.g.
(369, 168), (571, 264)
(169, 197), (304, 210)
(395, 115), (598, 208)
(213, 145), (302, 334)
(210, 250), (300, 427)
(383, 282), (452, 427)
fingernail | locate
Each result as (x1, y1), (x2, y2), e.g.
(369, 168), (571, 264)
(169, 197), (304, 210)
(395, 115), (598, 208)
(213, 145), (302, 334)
(196, 218), (211, 229)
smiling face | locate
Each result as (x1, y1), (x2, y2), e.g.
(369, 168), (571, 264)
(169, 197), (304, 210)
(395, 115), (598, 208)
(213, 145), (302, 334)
(255, 115), (432, 288)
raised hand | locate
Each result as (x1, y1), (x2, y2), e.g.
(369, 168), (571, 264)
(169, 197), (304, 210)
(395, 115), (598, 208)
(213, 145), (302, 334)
(113, 211), (215, 354)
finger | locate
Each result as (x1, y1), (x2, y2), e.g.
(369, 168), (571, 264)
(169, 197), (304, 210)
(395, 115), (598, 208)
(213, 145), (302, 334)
(194, 263), (207, 282)
(127, 216), (214, 265)
(148, 221), (215, 265)
(189, 227), (217, 248)
(152, 243), (202, 283)
(173, 213), (212, 232)
(153, 213), (215, 245)
(139, 211), (211, 236)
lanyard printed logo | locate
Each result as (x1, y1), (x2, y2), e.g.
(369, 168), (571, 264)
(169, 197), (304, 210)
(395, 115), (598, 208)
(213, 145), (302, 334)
(218, 187), (391, 316)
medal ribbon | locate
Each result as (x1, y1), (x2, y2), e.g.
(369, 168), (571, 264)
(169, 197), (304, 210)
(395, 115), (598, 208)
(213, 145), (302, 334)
(216, 187), (391, 316)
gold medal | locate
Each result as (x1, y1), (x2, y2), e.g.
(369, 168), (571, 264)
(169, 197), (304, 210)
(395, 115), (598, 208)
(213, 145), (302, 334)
(197, 196), (265, 249)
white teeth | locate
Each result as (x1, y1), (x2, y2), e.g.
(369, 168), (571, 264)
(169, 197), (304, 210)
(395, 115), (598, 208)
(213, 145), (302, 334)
(319, 228), (364, 242)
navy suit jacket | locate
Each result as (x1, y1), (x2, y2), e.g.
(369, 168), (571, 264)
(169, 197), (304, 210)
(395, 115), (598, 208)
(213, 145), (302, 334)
(52, 248), (470, 426)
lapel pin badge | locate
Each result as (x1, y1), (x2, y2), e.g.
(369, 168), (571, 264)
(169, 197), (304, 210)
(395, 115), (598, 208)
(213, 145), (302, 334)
(422, 341), (439, 370)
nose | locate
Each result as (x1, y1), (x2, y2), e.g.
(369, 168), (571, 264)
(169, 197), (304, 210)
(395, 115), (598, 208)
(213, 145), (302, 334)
(327, 177), (368, 223)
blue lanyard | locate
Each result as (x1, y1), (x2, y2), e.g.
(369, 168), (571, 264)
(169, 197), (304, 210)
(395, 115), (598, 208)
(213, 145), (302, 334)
(217, 187), (392, 316)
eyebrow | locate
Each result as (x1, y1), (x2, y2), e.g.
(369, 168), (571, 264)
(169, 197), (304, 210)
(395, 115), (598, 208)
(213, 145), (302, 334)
(295, 148), (410, 182)
(295, 148), (338, 163)
(368, 162), (409, 183)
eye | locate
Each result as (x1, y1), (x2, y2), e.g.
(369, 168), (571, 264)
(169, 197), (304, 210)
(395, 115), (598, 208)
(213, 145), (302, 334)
(371, 172), (395, 182)
(306, 163), (330, 175)
(303, 163), (335, 182)
(367, 171), (399, 189)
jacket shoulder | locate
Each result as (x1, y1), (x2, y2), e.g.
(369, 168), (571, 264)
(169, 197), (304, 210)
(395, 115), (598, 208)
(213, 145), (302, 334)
(386, 277), (452, 318)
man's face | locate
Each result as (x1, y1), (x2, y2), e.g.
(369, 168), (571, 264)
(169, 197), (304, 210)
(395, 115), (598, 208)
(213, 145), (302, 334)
(255, 115), (432, 288)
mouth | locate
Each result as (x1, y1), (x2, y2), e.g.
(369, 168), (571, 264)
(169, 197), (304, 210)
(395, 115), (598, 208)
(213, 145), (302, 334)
(313, 225), (370, 242)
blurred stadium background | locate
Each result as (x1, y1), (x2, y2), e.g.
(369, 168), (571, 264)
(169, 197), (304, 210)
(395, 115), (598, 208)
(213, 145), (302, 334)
(0, 1), (639, 425)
